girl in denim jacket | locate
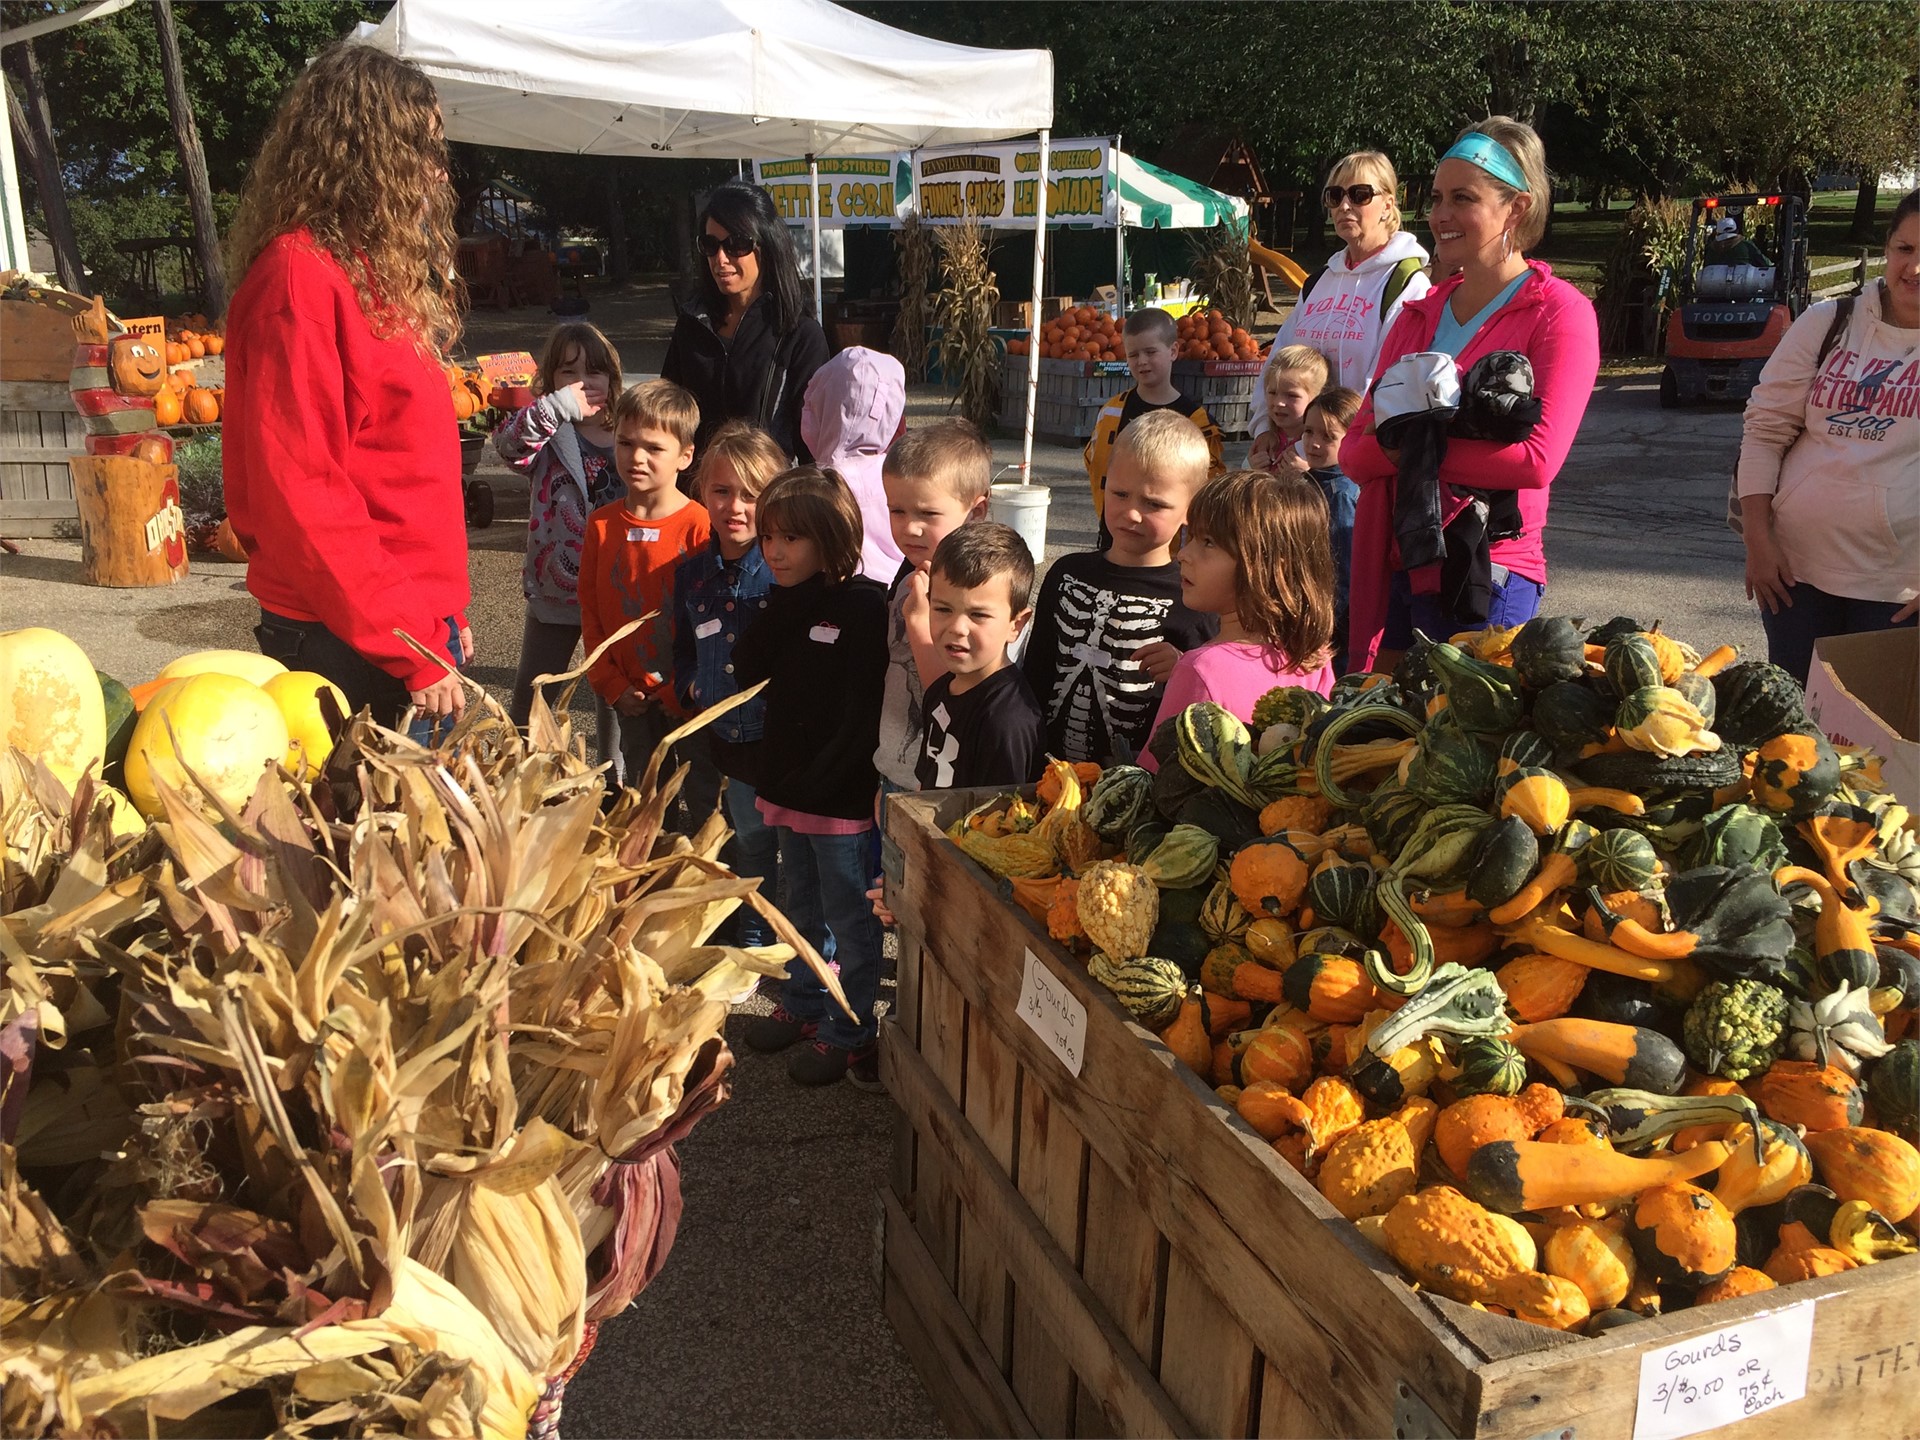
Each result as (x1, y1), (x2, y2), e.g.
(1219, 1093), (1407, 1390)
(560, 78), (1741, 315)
(671, 421), (791, 942)
(496, 322), (623, 756)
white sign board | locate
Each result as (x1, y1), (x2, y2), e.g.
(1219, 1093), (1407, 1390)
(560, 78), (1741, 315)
(1015, 948), (1087, 1077)
(1632, 1301), (1816, 1440)
(912, 138), (1114, 226)
(750, 154), (912, 228)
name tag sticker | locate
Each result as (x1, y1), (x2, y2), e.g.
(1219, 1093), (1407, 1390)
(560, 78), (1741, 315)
(1068, 643), (1114, 669)
(626, 526), (662, 542)
(695, 619), (723, 639)
(809, 623), (841, 644)
(931, 703), (951, 729)
(1016, 948), (1086, 1076)
(1632, 1301), (1815, 1440)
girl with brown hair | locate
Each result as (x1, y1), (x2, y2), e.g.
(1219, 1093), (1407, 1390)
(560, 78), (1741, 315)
(1140, 468), (1338, 757)
(223, 42), (472, 729)
(732, 466), (889, 1088)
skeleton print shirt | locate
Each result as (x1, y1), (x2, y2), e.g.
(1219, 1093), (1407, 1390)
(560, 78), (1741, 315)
(1021, 552), (1217, 765)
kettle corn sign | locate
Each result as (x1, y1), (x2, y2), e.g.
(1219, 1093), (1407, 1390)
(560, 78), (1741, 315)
(751, 155), (911, 227)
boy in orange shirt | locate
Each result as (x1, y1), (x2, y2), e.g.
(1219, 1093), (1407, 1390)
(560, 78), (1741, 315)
(579, 380), (710, 794)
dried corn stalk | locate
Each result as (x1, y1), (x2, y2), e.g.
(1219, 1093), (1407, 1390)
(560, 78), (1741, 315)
(1187, 222), (1255, 332)
(933, 212), (1000, 429)
(0, 674), (838, 1437)
(890, 210), (935, 382)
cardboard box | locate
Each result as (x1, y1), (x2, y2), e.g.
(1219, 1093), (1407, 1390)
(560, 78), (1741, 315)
(1805, 628), (1920, 806)
(994, 300), (1033, 330)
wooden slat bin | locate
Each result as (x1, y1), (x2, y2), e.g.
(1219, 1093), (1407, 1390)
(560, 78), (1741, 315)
(1, 379), (85, 538)
(878, 787), (1919, 1440)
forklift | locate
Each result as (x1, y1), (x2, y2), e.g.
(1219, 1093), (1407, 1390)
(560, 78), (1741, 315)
(1660, 193), (1810, 407)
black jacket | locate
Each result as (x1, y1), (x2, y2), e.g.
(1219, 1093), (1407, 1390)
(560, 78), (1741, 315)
(732, 573), (888, 820)
(660, 293), (831, 460)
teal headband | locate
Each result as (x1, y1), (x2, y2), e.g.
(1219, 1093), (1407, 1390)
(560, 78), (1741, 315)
(1442, 132), (1530, 192)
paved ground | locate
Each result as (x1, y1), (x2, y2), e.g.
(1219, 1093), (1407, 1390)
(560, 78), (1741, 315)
(0, 283), (1764, 1438)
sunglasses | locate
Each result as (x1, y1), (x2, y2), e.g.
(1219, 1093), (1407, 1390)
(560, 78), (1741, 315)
(699, 231), (756, 259)
(1324, 184), (1379, 208)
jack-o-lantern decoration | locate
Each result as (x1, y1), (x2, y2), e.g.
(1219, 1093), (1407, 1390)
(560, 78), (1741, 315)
(107, 334), (167, 396)
(65, 295), (189, 587)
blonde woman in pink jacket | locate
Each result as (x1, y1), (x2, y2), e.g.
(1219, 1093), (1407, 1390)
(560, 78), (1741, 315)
(1736, 189), (1919, 682)
(1340, 116), (1600, 672)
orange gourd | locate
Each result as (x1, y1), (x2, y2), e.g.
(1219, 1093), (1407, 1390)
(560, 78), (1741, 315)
(1803, 1127), (1920, 1223)
(1235, 1025), (1314, 1090)
(1158, 987), (1213, 1075)
(1752, 1061), (1865, 1133)
(1437, 1084), (1566, 1179)
(1495, 953), (1589, 1023)
(1696, 1266), (1775, 1304)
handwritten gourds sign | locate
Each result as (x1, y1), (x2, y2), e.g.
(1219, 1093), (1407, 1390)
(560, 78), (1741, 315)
(1633, 1301), (1815, 1440)
(1016, 948), (1086, 1077)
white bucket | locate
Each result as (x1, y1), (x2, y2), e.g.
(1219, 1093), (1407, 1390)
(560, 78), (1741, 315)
(989, 483), (1050, 560)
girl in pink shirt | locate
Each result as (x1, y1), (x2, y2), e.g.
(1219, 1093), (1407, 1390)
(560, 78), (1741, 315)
(1142, 470), (1337, 763)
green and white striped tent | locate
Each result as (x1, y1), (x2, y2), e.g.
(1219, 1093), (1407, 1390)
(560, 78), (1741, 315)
(1116, 150), (1249, 230)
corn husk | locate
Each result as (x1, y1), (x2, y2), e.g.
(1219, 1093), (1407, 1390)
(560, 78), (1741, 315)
(0, 647), (834, 1435)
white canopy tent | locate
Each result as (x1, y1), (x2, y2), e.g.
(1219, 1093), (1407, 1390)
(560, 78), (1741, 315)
(355, 0), (1058, 476)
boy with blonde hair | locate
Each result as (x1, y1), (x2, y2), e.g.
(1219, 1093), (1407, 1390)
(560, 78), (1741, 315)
(873, 418), (994, 794)
(1083, 307), (1223, 544)
(1023, 409), (1218, 764)
(579, 379), (710, 793)
(1248, 344), (1331, 475)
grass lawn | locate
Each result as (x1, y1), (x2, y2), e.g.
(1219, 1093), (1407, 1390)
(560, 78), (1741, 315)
(1518, 191), (1898, 296)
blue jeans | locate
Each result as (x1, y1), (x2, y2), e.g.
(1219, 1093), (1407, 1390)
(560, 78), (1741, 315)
(1309, 467), (1358, 674)
(775, 826), (883, 1051)
(1382, 567), (1546, 653)
(1759, 583), (1916, 685)
(723, 779), (779, 948)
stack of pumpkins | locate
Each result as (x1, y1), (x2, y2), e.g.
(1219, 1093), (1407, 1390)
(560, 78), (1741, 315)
(956, 615), (1919, 1334)
(0, 627), (346, 832)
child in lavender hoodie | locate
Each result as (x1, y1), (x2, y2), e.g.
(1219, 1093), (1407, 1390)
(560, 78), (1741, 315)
(800, 347), (908, 584)
(496, 322), (624, 758)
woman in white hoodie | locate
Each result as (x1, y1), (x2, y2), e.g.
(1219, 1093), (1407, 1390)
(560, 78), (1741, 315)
(1250, 150), (1432, 445)
(1737, 189), (1919, 682)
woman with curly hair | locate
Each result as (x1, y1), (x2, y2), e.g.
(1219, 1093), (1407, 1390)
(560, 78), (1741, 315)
(223, 42), (473, 727)
(662, 179), (830, 462)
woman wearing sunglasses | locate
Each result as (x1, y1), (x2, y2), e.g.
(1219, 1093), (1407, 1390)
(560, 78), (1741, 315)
(1250, 150), (1433, 439)
(1340, 116), (1600, 673)
(662, 179), (831, 463)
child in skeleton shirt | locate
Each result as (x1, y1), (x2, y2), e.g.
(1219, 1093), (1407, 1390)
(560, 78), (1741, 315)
(1021, 410), (1216, 765)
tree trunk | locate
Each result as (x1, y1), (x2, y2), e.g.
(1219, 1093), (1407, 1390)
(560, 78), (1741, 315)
(5, 44), (87, 292)
(151, 0), (225, 314)
(1849, 175), (1880, 242)
(606, 165), (630, 284)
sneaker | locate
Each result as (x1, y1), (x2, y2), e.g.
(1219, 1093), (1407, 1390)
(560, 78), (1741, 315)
(788, 1039), (870, 1087)
(846, 1045), (884, 1093)
(744, 1006), (817, 1054)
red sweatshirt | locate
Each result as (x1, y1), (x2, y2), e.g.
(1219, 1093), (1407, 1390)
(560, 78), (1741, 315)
(224, 231), (469, 691)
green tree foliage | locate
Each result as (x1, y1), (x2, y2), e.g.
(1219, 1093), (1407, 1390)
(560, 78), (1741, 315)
(5, 0), (372, 294)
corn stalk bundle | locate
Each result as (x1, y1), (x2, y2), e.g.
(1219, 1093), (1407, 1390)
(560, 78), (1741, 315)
(0, 676), (842, 1438)
(932, 213), (1000, 429)
(1186, 223), (1255, 332)
(890, 211), (935, 382)
(1596, 195), (1690, 354)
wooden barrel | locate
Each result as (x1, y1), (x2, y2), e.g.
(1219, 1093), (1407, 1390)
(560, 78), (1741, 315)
(68, 455), (189, 587)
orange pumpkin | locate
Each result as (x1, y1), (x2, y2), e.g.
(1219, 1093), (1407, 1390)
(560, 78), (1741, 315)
(203, 334), (224, 355)
(184, 389), (220, 425)
(186, 335), (206, 359)
(152, 388), (184, 426)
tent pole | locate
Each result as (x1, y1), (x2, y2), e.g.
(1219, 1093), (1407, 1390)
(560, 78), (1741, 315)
(1113, 133), (1125, 316)
(1021, 128), (1049, 484)
(806, 152), (821, 320)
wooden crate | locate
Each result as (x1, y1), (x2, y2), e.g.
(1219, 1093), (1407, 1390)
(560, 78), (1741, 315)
(1, 380), (84, 538)
(878, 787), (1920, 1440)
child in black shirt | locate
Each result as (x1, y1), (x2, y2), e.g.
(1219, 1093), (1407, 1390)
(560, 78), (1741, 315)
(1024, 409), (1217, 764)
(918, 523), (1046, 791)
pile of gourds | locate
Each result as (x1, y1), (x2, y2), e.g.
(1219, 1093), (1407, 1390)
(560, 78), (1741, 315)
(954, 617), (1920, 1335)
